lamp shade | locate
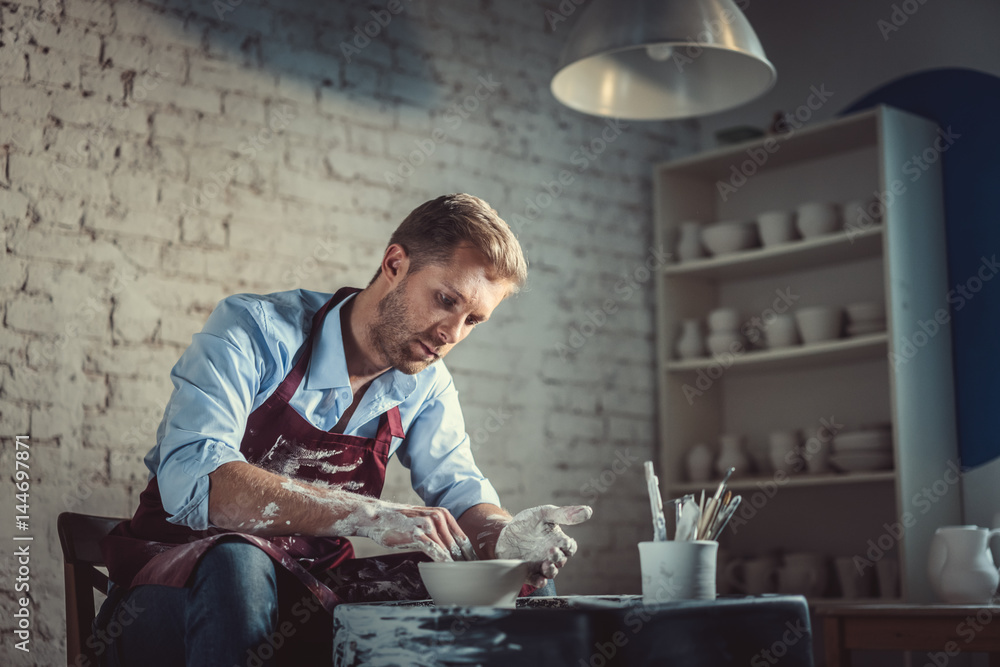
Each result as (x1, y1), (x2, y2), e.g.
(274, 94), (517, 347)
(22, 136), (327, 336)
(551, 0), (776, 120)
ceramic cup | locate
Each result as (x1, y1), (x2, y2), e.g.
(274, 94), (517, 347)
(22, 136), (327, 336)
(639, 540), (718, 603)
(835, 556), (876, 599)
(707, 307), (741, 333)
(779, 553), (829, 597)
(769, 430), (802, 474)
(716, 548), (735, 595)
(876, 557), (900, 599)
(757, 210), (797, 247)
(800, 425), (833, 474)
(795, 306), (843, 344)
(726, 555), (779, 596)
(796, 202), (841, 238)
(764, 314), (799, 349)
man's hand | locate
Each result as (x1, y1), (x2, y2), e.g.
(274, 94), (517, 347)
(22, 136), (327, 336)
(208, 462), (476, 562)
(495, 505), (593, 587)
(353, 502), (477, 563)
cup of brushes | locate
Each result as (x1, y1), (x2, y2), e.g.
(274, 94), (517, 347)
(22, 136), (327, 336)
(639, 462), (742, 603)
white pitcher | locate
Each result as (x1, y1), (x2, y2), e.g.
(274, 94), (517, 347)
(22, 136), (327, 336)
(927, 525), (1000, 603)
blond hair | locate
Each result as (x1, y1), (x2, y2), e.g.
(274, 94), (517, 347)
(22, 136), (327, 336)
(372, 193), (528, 291)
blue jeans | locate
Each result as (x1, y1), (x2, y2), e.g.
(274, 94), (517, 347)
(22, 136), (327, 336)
(96, 541), (557, 667)
(97, 541), (331, 667)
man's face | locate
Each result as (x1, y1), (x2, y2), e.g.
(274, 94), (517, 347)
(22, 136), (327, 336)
(367, 245), (512, 374)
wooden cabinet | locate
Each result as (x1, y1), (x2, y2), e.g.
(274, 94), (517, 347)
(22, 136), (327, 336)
(652, 105), (961, 603)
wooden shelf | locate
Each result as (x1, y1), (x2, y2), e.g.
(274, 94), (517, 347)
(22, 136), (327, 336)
(662, 226), (883, 281)
(669, 470), (896, 494)
(665, 333), (888, 374)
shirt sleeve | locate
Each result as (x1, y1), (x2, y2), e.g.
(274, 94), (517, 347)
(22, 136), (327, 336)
(154, 296), (281, 530)
(396, 374), (501, 519)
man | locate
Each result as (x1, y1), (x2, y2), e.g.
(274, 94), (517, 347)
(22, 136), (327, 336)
(96, 193), (592, 666)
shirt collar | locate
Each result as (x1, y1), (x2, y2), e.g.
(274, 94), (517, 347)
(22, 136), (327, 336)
(305, 292), (418, 399)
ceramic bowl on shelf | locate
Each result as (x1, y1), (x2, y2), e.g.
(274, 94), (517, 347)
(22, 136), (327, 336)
(756, 210), (797, 247)
(833, 429), (892, 453)
(418, 560), (531, 607)
(829, 451), (894, 473)
(701, 220), (757, 256)
(795, 306), (843, 344)
(706, 332), (743, 355)
(796, 202), (840, 238)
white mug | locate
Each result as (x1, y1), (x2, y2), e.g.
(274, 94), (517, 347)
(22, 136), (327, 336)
(639, 541), (718, 603)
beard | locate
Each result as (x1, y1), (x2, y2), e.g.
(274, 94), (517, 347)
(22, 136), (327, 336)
(366, 279), (438, 375)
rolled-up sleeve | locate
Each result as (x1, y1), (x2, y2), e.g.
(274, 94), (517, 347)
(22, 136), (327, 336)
(397, 376), (501, 519)
(155, 296), (277, 530)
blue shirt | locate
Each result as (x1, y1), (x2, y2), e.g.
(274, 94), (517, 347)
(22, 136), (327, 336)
(147, 288), (501, 531)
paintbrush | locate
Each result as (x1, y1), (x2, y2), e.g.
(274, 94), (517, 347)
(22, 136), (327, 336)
(643, 462), (668, 541)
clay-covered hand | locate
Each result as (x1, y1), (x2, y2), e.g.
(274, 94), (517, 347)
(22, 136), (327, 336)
(495, 505), (593, 587)
(354, 502), (477, 563)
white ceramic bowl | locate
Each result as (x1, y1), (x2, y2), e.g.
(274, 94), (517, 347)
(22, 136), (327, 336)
(846, 302), (885, 323)
(756, 210), (797, 247)
(796, 202), (840, 238)
(418, 560), (530, 608)
(833, 430), (892, 453)
(795, 306), (843, 344)
(707, 307), (741, 332)
(707, 332), (742, 355)
(830, 451), (893, 472)
(701, 220), (757, 256)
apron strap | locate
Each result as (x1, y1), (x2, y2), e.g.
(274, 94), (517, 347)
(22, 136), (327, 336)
(375, 406), (405, 448)
(274, 287), (360, 402)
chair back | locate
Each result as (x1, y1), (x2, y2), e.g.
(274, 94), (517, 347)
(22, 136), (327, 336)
(57, 512), (125, 667)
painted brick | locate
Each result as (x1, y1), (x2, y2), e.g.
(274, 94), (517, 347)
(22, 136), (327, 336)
(0, 0), (700, 639)
(142, 81), (222, 115)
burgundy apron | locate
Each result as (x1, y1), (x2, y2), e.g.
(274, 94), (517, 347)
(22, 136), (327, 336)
(100, 287), (430, 613)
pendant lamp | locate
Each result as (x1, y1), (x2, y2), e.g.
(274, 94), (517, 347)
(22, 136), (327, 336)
(551, 0), (776, 120)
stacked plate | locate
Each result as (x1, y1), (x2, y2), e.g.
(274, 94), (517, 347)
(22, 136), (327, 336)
(831, 427), (893, 472)
(845, 301), (886, 337)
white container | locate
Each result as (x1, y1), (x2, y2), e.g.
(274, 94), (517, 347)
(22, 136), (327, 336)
(764, 313), (799, 349)
(707, 307), (741, 333)
(685, 442), (714, 483)
(676, 221), (705, 262)
(756, 210), (797, 247)
(927, 526), (1000, 604)
(418, 560), (531, 608)
(717, 434), (750, 478)
(707, 332), (742, 356)
(835, 556), (875, 599)
(701, 220), (756, 256)
(769, 430), (801, 474)
(675, 319), (705, 359)
(639, 540), (717, 603)
(796, 202), (840, 238)
(800, 425), (833, 474)
(726, 555), (778, 596)
(795, 306), (843, 344)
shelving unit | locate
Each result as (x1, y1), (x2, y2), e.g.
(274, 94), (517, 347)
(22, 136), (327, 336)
(652, 106), (961, 604)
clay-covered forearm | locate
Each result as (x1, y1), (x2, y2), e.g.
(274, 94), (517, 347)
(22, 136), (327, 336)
(457, 503), (512, 559)
(207, 460), (381, 537)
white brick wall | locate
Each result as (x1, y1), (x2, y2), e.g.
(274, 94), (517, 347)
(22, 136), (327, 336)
(1, 0), (700, 659)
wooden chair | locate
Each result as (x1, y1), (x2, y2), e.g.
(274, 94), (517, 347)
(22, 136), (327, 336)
(57, 512), (126, 667)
